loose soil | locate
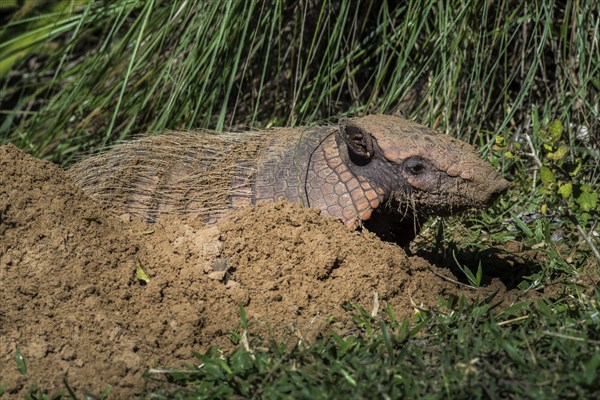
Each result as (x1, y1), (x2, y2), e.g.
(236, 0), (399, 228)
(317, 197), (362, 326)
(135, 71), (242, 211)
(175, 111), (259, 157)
(1, 144), (530, 398)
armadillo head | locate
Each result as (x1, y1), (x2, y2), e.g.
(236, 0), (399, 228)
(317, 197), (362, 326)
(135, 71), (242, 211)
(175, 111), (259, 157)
(336, 114), (510, 243)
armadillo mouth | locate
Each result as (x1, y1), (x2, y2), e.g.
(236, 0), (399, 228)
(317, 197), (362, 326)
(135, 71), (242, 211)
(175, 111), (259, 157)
(387, 188), (497, 219)
(370, 186), (500, 247)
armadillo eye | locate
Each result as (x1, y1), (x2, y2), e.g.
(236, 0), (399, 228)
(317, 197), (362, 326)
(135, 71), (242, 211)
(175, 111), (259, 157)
(405, 157), (425, 175)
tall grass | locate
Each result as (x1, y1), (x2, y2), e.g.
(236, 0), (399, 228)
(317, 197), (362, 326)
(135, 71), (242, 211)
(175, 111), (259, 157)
(1, 0), (598, 166)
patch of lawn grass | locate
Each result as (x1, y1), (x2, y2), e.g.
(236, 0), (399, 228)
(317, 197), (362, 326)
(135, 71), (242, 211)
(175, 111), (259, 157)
(141, 293), (600, 399)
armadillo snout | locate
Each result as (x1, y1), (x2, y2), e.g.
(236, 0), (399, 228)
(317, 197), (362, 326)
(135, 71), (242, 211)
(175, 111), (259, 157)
(479, 175), (511, 208)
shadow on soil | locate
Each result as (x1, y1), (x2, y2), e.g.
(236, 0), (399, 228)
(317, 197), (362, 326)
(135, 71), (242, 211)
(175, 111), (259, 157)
(414, 241), (542, 290)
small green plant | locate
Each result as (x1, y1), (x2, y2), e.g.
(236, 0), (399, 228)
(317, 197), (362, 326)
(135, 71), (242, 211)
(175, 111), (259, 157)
(535, 119), (598, 224)
(496, 116), (599, 263)
(452, 252), (483, 287)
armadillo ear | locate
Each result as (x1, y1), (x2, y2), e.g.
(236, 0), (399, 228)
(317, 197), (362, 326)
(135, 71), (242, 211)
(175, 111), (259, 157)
(339, 120), (374, 164)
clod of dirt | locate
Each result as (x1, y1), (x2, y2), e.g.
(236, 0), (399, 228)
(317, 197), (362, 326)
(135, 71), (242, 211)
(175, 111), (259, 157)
(0, 144), (521, 398)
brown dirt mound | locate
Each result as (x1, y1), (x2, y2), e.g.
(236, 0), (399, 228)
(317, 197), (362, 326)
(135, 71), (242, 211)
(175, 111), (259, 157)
(0, 144), (524, 398)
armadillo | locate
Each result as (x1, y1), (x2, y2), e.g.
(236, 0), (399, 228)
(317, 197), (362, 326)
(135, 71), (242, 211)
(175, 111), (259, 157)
(67, 114), (510, 245)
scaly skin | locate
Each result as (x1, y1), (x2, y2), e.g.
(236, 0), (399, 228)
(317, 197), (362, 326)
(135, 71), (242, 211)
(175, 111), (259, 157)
(68, 115), (510, 245)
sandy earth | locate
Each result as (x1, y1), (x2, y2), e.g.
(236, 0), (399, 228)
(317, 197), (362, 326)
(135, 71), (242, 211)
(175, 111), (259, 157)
(1, 143), (531, 398)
